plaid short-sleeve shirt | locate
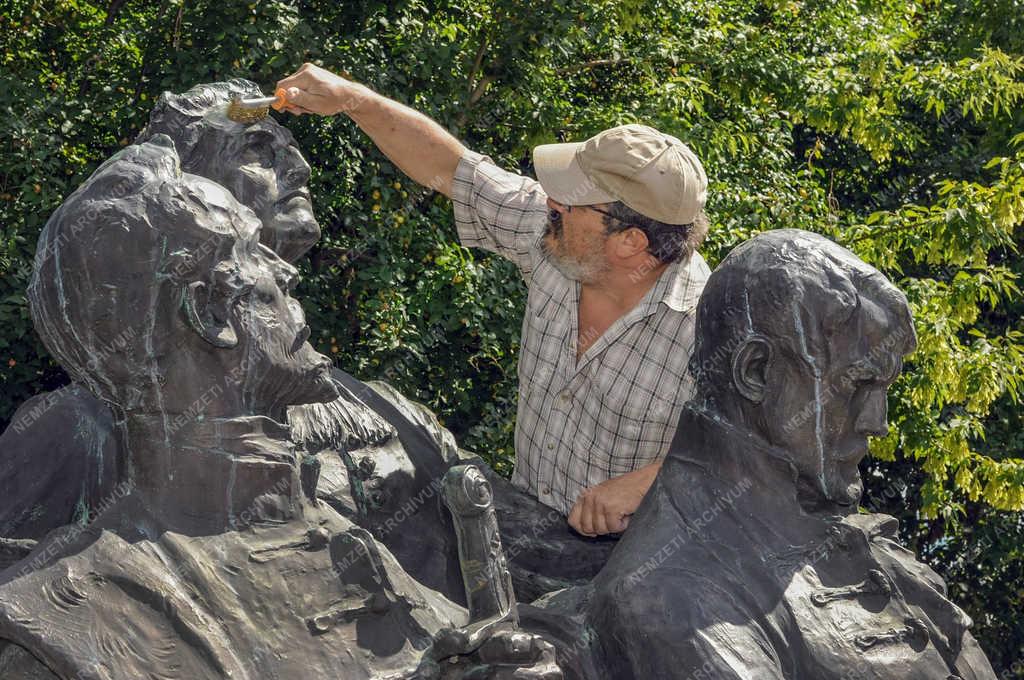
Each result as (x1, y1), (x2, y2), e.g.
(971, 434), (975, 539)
(451, 149), (711, 516)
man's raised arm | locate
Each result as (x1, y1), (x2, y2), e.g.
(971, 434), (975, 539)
(277, 64), (548, 281)
(276, 63), (465, 197)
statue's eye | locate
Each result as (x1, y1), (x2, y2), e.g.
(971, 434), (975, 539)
(251, 280), (277, 304)
(276, 274), (297, 294)
(242, 141), (274, 169)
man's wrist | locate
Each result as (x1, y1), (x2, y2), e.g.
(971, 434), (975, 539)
(623, 461), (661, 503)
(637, 460), (662, 483)
(334, 82), (371, 116)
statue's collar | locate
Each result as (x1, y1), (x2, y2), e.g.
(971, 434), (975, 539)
(667, 404), (799, 479)
(128, 412), (295, 459)
(665, 405), (844, 516)
(122, 413), (307, 535)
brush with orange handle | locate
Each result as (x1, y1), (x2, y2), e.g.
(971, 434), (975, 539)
(225, 88), (289, 123)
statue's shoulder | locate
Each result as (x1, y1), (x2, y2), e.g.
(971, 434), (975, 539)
(0, 639), (60, 679)
(588, 550), (785, 680)
(0, 384), (120, 541)
(362, 379), (476, 465)
(0, 528), (243, 680)
(4, 384), (111, 434)
(592, 492), (717, 620)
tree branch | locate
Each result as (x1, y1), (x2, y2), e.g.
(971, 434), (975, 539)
(554, 58), (631, 75)
(104, 0), (127, 25)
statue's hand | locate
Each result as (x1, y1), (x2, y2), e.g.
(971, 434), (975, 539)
(443, 627), (563, 680)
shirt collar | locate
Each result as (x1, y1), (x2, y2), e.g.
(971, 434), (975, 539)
(531, 248), (710, 322)
(638, 250), (710, 316)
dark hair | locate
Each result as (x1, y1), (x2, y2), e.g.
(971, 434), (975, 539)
(600, 201), (709, 264)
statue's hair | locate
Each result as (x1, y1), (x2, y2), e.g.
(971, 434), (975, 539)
(28, 136), (244, 410)
(688, 229), (916, 401)
(134, 79), (320, 264)
(135, 78), (263, 173)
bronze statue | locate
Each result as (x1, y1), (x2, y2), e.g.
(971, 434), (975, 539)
(0, 79), (994, 679)
(0, 80), (614, 604)
(586, 229), (996, 679)
(0, 138), (560, 679)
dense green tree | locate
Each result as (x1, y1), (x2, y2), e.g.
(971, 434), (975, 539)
(0, 0), (1021, 672)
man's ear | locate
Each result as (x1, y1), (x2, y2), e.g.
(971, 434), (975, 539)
(732, 336), (773, 403)
(182, 281), (238, 348)
(613, 226), (649, 259)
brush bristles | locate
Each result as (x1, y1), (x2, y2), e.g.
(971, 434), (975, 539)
(226, 99), (270, 123)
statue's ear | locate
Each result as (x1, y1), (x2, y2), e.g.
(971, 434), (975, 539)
(732, 336), (772, 403)
(182, 281), (239, 348)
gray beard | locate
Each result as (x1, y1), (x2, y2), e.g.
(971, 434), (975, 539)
(540, 219), (608, 283)
(242, 335), (336, 420)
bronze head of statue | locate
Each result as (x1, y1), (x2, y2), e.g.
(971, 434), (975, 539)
(137, 79), (320, 263)
(688, 229), (917, 507)
(28, 136), (337, 534)
(29, 135), (337, 422)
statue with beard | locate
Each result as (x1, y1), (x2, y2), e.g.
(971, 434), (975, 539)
(0, 80), (615, 603)
(0, 138), (564, 679)
(582, 229), (997, 679)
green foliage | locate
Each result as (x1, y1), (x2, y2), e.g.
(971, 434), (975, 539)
(0, 0), (1022, 672)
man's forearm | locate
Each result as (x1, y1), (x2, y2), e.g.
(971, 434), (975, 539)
(277, 64), (466, 197)
(344, 84), (465, 198)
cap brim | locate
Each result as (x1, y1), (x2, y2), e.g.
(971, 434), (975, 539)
(533, 142), (617, 206)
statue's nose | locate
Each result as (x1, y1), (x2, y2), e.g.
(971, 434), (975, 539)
(295, 324), (311, 347)
(854, 389), (889, 438)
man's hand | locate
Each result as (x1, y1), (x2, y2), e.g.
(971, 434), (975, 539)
(567, 461), (661, 537)
(276, 63), (368, 116)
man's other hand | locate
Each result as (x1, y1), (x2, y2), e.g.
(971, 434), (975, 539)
(567, 461), (662, 537)
(276, 63), (367, 116)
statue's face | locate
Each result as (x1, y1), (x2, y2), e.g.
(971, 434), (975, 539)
(200, 117), (319, 263)
(759, 293), (909, 506)
(182, 174), (337, 415)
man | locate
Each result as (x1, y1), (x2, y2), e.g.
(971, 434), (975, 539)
(277, 63), (712, 536)
(586, 229), (997, 679)
(0, 137), (561, 680)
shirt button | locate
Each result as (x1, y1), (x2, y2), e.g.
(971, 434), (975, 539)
(560, 391), (571, 402)
(541, 486), (551, 495)
(546, 443), (554, 450)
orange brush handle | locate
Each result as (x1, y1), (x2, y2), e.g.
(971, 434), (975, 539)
(271, 87), (288, 112)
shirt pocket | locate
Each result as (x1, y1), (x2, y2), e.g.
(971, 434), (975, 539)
(589, 379), (678, 477)
(517, 309), (569, 394)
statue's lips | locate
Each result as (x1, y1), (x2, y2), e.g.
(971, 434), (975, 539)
(834, 443), (868, 464)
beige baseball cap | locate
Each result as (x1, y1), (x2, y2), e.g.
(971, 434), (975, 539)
(533, 124), (707, 225)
